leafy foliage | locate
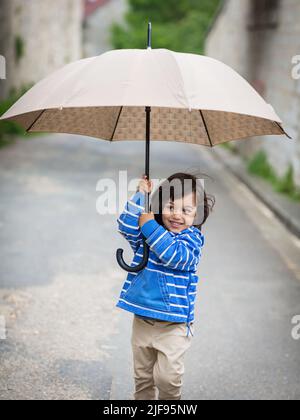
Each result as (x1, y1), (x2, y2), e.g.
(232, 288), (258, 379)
(0, 85), (32, 148)
(110, 0), (222, 54)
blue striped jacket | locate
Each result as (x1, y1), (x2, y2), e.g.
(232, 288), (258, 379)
(116, 191), (205, 337)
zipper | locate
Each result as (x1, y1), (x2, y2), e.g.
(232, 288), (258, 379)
(186, 278), (194, 338)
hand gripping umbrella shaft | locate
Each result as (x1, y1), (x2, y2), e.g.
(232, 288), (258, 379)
(116, 106), (151, 272)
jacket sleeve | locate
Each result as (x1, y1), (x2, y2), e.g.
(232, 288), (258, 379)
(141, 220), (204, 272)
(117, 191), (145, 253)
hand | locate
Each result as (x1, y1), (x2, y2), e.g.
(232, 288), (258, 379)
(139, 212), (155, 228)
(137, 175), (153, 194)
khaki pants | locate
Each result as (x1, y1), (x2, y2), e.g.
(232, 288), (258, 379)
(131, 315), (194, 400)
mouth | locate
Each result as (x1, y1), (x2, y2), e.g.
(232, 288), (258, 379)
(169, 220), (184, 229)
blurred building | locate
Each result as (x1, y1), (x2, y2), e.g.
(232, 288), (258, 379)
(206, 0), (300, 186)
(83, 0), (128, 57)
(0, 0), (83, 100)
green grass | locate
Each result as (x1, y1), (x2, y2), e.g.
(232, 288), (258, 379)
(247, 150), (300, 202)
(248, 150), (277, 182)
(219, 142), (237, 153)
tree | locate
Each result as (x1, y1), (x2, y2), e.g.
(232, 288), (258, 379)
(110, 0), (222, 54)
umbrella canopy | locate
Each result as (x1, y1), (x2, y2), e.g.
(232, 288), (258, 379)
(0, 41), (291, 273)
(0, 48), (289, 146)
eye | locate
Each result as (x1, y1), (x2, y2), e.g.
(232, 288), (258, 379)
(183, 208), (192, 214)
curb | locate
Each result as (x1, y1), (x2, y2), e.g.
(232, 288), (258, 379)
(212, 146), (300, 239)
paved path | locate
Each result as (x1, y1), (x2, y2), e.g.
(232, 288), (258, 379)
(0, 134), (299, 400)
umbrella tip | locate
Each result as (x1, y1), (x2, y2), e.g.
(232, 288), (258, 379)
(147, 22), (152, 50)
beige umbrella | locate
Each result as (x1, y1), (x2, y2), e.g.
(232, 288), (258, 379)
(0, 24), (290, 272)
(0, 50), (289, 145)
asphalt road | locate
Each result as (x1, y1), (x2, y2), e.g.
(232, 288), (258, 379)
(0, 134), (299, 400)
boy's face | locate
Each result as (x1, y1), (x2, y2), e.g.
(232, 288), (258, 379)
(162, 193), (197, 233)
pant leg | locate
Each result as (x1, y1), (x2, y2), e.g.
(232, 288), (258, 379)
(131, 316), (158, 400)
(153, 322), (194, 400)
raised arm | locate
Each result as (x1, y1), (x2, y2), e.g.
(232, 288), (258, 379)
(117, 191), (145, 253)
(117, 175), (153, 253)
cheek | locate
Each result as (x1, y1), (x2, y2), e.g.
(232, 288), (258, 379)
(185, 214), (196, 224)
(162, 208), (171, 218)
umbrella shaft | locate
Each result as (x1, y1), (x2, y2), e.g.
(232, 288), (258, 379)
(145, 106), (151, 212)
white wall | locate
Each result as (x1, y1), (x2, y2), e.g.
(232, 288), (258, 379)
(206, 0), (300, 186)
(0, 0), (83, 99)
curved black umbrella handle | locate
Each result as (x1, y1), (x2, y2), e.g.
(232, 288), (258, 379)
(116, 95), (152, 273)
(116, 238), (149, 273)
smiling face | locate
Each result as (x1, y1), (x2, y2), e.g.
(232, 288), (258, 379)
(162, 192), (197, 233)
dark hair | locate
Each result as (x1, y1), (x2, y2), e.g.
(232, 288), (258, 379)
(150, 172), (216, 232)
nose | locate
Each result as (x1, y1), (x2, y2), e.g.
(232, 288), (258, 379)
(172, 210), (182, 218)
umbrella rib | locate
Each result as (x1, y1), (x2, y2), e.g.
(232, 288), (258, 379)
(26, 109), (46, 132)
(111, 106), (123, 141)
(199, 110), (213, 147)
(275, 121), (292, 139)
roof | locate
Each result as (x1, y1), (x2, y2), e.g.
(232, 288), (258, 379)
(84, 0), (111, 18)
